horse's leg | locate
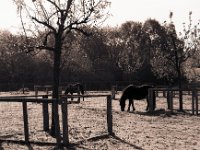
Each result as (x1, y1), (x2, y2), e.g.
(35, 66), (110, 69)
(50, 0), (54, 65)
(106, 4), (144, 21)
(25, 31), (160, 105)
(71, 93), (73, 101)
(146, 98), (149, 111)
(77, 92), (80, 103)
(132, 99), (135, 111)
(128, 99), (135, 112)
(127, 99), (131, 112)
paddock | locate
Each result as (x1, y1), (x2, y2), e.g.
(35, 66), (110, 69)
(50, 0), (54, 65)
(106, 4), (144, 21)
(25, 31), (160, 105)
(1, 90), (200, 149)
(0, 92), (113, 148)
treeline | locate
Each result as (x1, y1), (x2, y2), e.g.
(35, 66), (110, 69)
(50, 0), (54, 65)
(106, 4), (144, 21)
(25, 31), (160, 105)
(0, 19), (199, 91)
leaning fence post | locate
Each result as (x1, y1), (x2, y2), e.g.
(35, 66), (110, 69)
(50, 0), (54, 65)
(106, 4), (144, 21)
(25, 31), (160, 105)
(22, 101), (29, 143)
(107, 95), (113, 135)
(42, 95), (49, 131)
(61, 98), (69, 146)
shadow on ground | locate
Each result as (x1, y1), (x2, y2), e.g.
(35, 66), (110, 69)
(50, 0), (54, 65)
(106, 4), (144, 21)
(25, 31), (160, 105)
(0, 133), (144, 150)
(133, 108), (195, 117)
(74, 133), (144, 150)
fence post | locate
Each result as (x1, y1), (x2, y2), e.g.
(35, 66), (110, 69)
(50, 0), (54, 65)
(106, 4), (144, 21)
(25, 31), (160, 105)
(155, 91), (158, 97)
(169, 91), (173, 113)
(167, 90), (173, 112)
(52, 100), (61, 147)
(22, 101), (29, 143)
(111, 86), (116, 99)
(34, 86), (38, 97)
(22, 84), (25, 94)
(148, 88), (154, 112)
(192, 90), (195, 115)
(45, 87), (48, 95)
(42, 95), (49, 131)
(107, 95), (113, 135)
(196, 90), (198, 115)
(61, 98), (69, 146)
(163, 91), (166, 97)
(167, 90), (170, 110)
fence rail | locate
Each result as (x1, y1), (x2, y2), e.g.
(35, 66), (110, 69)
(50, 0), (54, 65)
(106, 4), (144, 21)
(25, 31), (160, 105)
(148, 88), (199, 115)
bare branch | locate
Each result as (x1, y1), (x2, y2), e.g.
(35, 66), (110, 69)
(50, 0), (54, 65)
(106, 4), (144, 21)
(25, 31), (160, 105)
(63, 6), (94, 31)
(46, 0), (62, 12)
(66, 0), (73, 13)
(71, 27), (91, 36)
(32, 16), (56, 33)
(43, 31), (54, 46)
(35, 45), (55, 51)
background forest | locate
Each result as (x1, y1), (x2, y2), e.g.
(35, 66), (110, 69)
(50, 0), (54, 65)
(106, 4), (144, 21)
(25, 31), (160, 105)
(0, 18), (200, 91)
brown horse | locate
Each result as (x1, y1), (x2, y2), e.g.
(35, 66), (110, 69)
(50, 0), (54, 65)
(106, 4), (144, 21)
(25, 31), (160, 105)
(64, 83), (84, 101)
(119, 84), (155, 112)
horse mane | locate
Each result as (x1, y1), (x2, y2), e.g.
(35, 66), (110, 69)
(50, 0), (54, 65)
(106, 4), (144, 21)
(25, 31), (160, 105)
(122, 84), (152, 91)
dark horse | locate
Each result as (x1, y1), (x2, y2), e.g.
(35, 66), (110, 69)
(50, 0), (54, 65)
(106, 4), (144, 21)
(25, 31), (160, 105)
(119, 84), (155, 112)
(64, 83), (84, 101)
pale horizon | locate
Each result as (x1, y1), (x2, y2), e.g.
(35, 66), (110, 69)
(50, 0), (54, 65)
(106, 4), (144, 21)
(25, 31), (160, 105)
(0, 0), (200, 33)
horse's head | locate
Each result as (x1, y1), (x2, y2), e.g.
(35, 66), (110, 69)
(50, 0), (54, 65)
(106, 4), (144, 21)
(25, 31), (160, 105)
(119, 97), (125, 111)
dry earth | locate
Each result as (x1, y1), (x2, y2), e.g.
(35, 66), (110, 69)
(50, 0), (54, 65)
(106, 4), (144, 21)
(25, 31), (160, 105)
(0, 91), (200, 150)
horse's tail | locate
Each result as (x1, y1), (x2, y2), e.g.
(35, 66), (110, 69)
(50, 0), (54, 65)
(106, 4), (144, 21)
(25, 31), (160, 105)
(74, 83), (84, 94)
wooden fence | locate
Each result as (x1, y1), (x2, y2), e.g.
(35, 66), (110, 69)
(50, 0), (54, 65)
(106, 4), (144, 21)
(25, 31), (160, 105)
(148, 88), (199, 115)
(0, 94), (113, 147)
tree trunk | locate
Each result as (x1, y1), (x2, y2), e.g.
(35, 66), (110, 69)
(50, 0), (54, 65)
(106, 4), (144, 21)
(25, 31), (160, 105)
(50, 43), (62, 136)
(172, 35), (183, 111)
(177, 63), (183, 111)
(174, 47), (183, 111)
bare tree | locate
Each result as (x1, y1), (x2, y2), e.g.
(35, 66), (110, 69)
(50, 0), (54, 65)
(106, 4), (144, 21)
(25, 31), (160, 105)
(165, 12), (200, 111)
(13, 0), (110, 136)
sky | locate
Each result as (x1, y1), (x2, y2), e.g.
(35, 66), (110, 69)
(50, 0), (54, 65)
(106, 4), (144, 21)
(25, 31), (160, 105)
(0, 0), (200, 33)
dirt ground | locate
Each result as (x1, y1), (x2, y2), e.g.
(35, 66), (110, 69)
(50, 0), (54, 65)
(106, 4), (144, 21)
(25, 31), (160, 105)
(0, 91), (200, 150)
